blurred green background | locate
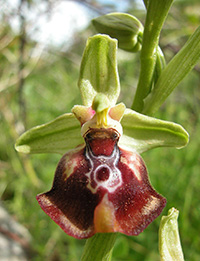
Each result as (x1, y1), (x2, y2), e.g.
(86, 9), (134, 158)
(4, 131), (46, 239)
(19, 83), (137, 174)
(0, 0), (200, 260)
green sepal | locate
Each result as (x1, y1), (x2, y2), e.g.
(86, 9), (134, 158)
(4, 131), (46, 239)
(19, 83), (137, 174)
(92, 12), (143, 52)
(78, 34), (120, 107)
(15, 113), (83, 155)
(159, 208), (184, 261)
(119, 109), (189, 154)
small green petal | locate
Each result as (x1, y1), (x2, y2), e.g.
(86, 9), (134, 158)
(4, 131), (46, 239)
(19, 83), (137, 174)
(120, 109), (189, 153)
(72, 105), (94, 125)
(159, 208), (184, 261)
(109, 102), (126, 122)
(15, 113), (83, 155)
(78, 34), (120, 107)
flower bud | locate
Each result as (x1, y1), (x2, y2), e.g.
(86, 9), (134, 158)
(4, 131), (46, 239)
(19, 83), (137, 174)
(92, 13), (143, 53)
(159, 208), (184, 261)
(153, 46), (166, 87)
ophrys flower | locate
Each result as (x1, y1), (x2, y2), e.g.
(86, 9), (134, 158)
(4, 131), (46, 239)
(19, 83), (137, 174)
(15, 35), (189, 239)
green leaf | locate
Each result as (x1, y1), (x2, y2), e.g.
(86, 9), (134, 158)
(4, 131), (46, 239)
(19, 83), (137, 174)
(143, 25), (200, 115)
(92, 12), (143, 52)
(119, 109), (189, 154)
(132, 0), (174, 113)
(78, 34), (120, 107)
(15, 113), (83, 154)
(81, 233), (118, 261)
(159, 208), (184, 261)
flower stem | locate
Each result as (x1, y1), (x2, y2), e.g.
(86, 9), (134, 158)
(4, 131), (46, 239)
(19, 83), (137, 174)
(131, 0), (174, 113)
(143, 25), (200, 116)
(81, 233), (118, 261)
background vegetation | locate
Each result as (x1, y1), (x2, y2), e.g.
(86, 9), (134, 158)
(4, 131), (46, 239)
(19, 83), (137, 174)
(0, 0), (200, 260)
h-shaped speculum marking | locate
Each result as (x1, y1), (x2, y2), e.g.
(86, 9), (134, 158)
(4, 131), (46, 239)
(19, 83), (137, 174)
(85, 144), (122, 193)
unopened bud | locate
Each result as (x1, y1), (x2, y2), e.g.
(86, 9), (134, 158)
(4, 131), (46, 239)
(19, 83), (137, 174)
(92, 12), (143, 53)
(159, 208), (184, 261)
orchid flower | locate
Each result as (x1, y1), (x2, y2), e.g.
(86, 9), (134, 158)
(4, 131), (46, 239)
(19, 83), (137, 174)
(15, 35), (189, 239)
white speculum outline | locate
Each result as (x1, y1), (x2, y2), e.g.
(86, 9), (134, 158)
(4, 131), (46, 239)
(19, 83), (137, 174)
(85, 144), (122, 193)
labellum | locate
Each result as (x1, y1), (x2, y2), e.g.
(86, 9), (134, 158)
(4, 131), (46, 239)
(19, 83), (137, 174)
(37, 119), (166, 239)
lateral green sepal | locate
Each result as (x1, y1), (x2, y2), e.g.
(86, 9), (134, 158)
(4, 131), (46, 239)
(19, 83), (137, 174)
(15, 113), (83, 155)
(119, 109), (189, 153)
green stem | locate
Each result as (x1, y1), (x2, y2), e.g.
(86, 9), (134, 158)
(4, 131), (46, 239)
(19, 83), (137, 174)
(143, 25), (200, 116)
(131, 0), (174, 113)
(142, 0), (149, 9)
(81, 233), (118, 261)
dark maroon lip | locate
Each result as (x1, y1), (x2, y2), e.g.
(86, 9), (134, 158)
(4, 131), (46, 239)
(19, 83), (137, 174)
(36, 128), (166, 239)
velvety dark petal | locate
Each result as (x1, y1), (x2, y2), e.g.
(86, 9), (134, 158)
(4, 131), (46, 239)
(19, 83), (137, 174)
(36, 146), (102, 239)
(110, 148), (166, 235)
